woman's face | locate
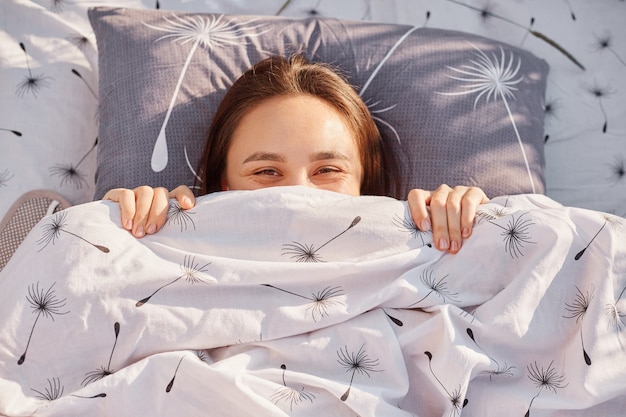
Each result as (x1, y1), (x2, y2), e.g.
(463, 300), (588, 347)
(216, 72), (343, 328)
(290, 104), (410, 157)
(223, 95), (363, 196)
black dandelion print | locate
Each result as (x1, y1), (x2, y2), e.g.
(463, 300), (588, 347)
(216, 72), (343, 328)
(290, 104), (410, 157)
(525, 361), (568, 416)
(476, 206), (509, 224)
(306, 8), (320, 17)
(0, 169), (14, 187)
(1, 127), (22, 137)
(276, 0), (291, 15)
(48, 0), (68, 13)
(424, 351), (468, 416)
(575, 214), (622, 260)
(166, 355), (186, 393)
(71, 392), (107, 399)
(18, 282), (69, 365)
(393, 212), (432, 247)
(303, 0), (323, 18)
(37, 211), (110, 253)
(270, 364), (316, 411)
(592, 31), (626, 66)
(459, 308), (478, 323)
(31, 377), (64, 401)
(71, 69), (98, 99)
(564, 286), (594, 365)
(542, 96), (558, 142)
(466, 328), (515, 380)
(16, 42), (52, 98)
(382, 308), (404, 327)
(444, 0), (511, 26)
(282, 242), (323, 263)
(68, 33), (93, 52)
(444, 0), (584, 69)
(282, 216), (361, 262)
(584, 81), (615, 133)
(423, 10), (431, 27)
(37, 213), (65, 249)
(607, 285), (626, 349)
(195, 349), (210, 363)
(337, 344), (382, 401)
(488, 212), (535, 258)
(262, 284), (344, 322)
(562, 0), (577, 20)
(49, 137), (97, 189)
(137, 255), (212, 307)
(478, 1), (499, 24)
(608, 154), (626, 185)
(408, 269), (460, 307)
(234, 331), (263, 346)
(167, 202), (196, 232)
(518, 16), (535, 47)
(83, 322), (121, 385)
(542, 97), (560, 143)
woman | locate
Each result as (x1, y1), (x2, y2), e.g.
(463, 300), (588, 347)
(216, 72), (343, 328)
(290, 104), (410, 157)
(104, 55), (488, 254)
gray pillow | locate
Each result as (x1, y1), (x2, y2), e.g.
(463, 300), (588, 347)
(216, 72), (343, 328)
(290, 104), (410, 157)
(88, 7), (549, 200)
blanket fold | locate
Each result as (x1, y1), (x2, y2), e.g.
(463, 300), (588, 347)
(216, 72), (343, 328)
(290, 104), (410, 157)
(0, 187), (624, 416)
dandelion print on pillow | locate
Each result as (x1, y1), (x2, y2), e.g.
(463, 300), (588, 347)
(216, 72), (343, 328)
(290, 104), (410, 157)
(142, 14), (267, 173)
(437, 43), (537, 193)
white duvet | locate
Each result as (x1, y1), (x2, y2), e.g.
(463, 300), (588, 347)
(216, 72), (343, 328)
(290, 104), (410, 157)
(0, 187), (625, 416)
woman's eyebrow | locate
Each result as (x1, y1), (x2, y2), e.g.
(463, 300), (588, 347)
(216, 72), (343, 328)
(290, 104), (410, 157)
(243, 152), (286, 163)
(311, 151), (350, 162)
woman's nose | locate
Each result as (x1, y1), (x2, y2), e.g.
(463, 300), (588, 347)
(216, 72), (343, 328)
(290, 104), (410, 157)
(285, 172), (312, 188)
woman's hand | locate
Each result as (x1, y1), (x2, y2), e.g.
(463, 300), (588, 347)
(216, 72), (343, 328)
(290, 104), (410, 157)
(407, 184), (489, 254)
(102, 185), (195, 238)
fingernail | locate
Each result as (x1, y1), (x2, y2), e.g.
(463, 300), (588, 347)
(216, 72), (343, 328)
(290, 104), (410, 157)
(451, 240), (459, 252)
(438, 237), (449, 250)
(146, 224), (157, 234)
(135, 226), (145, 237)
(420, 219), (431, 231)
(125, 219), (133, 230)
(182, 196), (191, 207)
(462, 227), (470, 238)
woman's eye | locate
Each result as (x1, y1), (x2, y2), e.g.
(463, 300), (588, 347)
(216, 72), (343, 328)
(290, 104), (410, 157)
(316, 167), (340, 175)
(254, 169), (280, 176)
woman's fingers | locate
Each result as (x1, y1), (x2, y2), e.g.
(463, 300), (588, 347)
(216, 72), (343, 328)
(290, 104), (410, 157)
(129, 186), (157, 237)
(407, 188), (433, 233)
(407, 185), (489, 254)
(103, 186), (187, 238)
(139, 185), (196, 237)
(102, 188), (138, 232)
(429, 185), (455, 252)
(170, 185), (196, 210)
(142, 187), (171, 237)
(459, 187), (489, 239)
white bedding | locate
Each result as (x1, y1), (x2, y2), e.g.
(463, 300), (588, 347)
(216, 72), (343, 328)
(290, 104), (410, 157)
(0, 187), (624, 416)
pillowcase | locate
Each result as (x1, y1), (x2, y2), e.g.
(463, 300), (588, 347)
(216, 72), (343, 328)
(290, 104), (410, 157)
(88, 7), (549, 200)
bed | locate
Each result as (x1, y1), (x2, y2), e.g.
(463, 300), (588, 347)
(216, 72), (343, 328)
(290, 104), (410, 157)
(1, 0), (625, 416)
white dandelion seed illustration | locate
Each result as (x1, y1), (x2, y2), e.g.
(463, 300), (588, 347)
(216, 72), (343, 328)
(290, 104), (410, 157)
(184, 146), (202, 189)
(143, 14), (266, 172)
(366, 99), (400, 144)
(437, 43), (536, 193)
(359, 25), (418, 146)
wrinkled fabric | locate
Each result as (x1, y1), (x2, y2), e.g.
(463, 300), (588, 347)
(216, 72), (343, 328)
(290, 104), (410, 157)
(0, 187), (624, 416)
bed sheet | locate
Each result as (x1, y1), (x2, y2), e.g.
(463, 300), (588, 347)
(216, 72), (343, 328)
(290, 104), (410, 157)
(0, 187), (624, 416)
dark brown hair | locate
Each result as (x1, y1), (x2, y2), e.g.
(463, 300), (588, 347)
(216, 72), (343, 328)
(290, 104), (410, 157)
(196, 54), (399, 197)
